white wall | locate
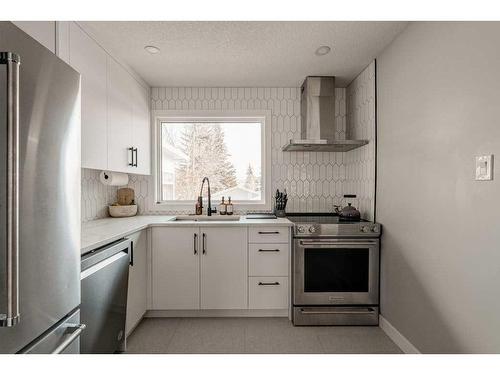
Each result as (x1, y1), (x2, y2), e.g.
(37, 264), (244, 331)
(377, 22), (500, 353)
(13, 21), (56, 53)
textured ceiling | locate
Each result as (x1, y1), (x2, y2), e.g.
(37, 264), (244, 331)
(80, 21), (408, 87)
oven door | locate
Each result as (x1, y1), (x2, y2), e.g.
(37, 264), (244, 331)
(294, 238), (379, 306)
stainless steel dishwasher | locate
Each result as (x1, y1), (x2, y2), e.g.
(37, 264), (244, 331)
(80, 238), (131, 354)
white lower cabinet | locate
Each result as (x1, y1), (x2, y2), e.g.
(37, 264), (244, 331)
(151, 226), (248, 310)
(249, 226), (289, 243)
(249, 243), (289, 276)
(249, 277), (289, 310)
(150, 225), (290, 315)
(152, 227), (200, 310)
(200, 227), (247, 309)
(125, 230), (148, 336)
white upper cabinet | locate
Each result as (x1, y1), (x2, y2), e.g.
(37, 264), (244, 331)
(63, 22), (151, 174)
(107, 58), (151, 174)
(13, 21), (56, 53)
(107, 57), (134, 173)
(131, 80), (151, 175)
(69, 23), (108, 170)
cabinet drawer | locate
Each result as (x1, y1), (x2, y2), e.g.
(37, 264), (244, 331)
(249, 227), (289, 243)
(249, 244), (289, 276)
(249, 277), (288, 309)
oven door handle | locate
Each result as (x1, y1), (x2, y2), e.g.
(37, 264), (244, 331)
(299, 307), (376, 315)
(299, 240), (377, 247)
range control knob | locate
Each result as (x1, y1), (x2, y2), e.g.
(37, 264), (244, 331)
(371, 226), (379, 233)
(308, 226), (317, 233)
(297, 225), (306, 233)
(361, 226), (370, 233)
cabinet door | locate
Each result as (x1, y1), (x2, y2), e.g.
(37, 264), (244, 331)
(200, 227), (248, 309)
(152, 227), (200, 310)
(69, 23), (108, 170)
(125, 230), (148, 336)
(131, 80), (151, 175)
(13, 21), (56, 53)
(107, 57), (134, 173)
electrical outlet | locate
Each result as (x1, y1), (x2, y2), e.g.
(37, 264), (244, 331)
(475, 155), (493, 181)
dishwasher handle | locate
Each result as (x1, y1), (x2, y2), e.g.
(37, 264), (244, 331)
(81, 250), (129, 280)
(81, 238), (132, 273)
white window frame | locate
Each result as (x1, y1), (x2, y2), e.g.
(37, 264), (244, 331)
(150, 110), (272, 212)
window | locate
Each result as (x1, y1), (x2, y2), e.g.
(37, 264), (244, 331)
(154, 111), (270, 209)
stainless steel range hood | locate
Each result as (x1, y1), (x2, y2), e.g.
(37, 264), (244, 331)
(282, 76), (368, 152)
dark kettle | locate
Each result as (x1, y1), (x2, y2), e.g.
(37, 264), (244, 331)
(334, 198), (361, 221)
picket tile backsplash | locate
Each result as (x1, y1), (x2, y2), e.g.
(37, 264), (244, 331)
(82, 63), (376, 222)
(345, 61), (376, 221)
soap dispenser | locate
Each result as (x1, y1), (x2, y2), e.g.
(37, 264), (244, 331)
(226, 196), (234, 215)
(219, 197), (227, 215)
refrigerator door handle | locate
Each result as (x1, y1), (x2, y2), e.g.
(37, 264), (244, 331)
(0, 52), (21, 328)
(51, 324), (86, 354)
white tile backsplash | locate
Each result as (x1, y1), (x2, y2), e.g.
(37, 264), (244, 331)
(81, 168), (117, 222)
(82, 70), (376, 222)
(345, 61), (376, 220)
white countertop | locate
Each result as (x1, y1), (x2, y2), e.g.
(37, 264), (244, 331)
(81, 215), (293, 254)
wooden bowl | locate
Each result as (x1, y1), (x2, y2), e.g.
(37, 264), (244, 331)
(108, 204), (138, 218)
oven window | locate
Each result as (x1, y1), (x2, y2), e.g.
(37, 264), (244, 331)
(304, 248), (369, 293)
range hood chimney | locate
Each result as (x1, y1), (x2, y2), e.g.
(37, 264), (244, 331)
(282, 76), (368, 152)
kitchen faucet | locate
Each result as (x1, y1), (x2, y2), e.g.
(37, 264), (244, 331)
(198, 177), (216, 216)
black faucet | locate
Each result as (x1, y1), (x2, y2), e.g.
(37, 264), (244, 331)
(199, 177), (216, 216)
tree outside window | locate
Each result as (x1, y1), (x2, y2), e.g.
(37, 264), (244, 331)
(159, 121), (262, 202)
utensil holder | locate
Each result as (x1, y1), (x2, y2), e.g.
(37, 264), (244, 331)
(274, 208), (286, 218)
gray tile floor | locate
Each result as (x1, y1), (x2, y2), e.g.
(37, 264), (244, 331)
(125, 317), (402, 354)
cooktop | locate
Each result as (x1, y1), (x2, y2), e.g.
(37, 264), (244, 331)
(286, 214), (368, 224)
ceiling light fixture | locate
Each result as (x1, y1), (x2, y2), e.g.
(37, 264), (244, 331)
(315, 45), (331, 56)
(144, 45), (160, 54)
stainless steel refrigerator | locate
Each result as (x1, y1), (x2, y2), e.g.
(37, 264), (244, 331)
(0, 22), (82, 354)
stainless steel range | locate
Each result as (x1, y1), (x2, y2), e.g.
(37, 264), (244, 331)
(289, 213), (381, 326)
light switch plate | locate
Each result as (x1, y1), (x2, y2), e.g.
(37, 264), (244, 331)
(475, 155), (493, 181)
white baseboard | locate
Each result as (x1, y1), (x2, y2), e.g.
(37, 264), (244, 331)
(145, 309), (289, 318)
(379, 314), (421, 354)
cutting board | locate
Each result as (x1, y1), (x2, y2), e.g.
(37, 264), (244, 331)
(117, 188), (135, 206)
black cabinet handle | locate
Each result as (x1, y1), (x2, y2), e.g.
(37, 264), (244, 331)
(258, 282), (280, 286)
(133, 147), (138, 167)
(202, 233), (206, 255)
(193, 233), (198, 255)
(129, 241), (134, 266)
(128, 147), (134, 166)
(258, 231), (280, 235)
(258, 249), (280, 252)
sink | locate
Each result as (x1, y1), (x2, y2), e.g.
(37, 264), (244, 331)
(173, 215), (241, 222)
